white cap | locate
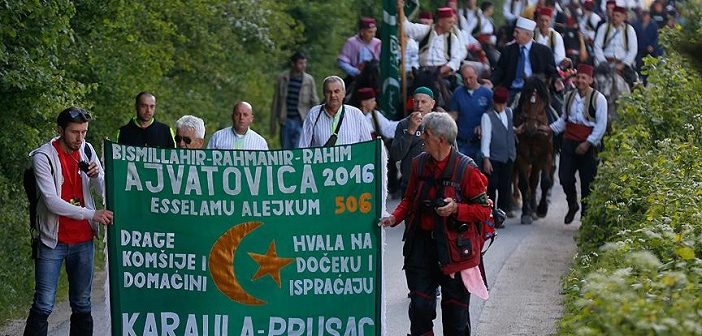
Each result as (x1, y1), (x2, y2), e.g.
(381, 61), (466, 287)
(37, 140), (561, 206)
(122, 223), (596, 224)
(515, 17), (536, 31)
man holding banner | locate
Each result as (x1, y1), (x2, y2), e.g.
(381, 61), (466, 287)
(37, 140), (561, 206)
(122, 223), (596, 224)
(380, 112), (491, 335)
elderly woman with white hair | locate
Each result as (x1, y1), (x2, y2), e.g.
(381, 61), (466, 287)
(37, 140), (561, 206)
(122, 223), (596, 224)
(175, 115), (206, 149)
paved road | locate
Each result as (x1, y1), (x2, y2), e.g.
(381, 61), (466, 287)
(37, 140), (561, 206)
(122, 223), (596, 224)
(2, 184), (578, 336)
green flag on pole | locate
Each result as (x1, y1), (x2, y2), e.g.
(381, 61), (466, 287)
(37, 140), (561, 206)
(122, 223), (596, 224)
(379, 0), (402, 121)
(404, 0), (420, 20)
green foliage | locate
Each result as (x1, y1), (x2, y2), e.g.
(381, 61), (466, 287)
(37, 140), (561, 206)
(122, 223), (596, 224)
(560, 22), (702, 335)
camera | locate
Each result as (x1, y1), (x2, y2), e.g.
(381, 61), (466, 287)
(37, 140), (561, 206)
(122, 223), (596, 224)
(422, 198), (447, 209)
(449, 220), (469, 233)
(78, 161), (90, 173)
(492, 208), (506, 228)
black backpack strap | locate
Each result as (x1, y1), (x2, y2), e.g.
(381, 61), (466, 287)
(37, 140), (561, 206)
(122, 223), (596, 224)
(83, 143), (93, 160)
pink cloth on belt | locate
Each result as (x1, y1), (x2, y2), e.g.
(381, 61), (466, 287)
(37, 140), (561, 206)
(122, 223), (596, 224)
(460, 266), (489, 300)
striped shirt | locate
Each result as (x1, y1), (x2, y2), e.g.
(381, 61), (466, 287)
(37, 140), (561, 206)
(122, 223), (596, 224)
(286, 75), (303, 118)
(298, 104), (372, 148)
(207, 127), (269, 150)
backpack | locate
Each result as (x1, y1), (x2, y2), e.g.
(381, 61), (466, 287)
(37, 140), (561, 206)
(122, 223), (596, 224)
(23, 144), (93, 257)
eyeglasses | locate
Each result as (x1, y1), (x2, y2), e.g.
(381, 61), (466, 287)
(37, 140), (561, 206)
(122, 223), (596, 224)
(175, 135), (192, 144)
(68, 108), (92, 121)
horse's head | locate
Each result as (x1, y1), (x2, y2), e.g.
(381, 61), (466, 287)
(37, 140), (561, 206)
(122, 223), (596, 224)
(516, 78), (550, 137)
(412, 67), (451, 108)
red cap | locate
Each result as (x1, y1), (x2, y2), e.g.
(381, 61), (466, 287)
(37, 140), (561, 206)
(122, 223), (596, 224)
(613, 6), (627, 14)
(357, 87), (376, 101)
(437, 7), (454, 19)
(419, 10), (433, 20)
(359, 17), (377, 29)
(537, 6), (554, 17)
(583, 0), (595, 10)
(577, 64), (594, 77)
(493, 87), (509, 104)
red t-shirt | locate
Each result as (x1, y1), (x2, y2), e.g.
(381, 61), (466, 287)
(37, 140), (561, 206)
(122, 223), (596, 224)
(53, 140), (93, 244)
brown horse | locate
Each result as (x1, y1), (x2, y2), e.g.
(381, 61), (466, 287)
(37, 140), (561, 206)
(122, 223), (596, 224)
(513, 78), (554, 224)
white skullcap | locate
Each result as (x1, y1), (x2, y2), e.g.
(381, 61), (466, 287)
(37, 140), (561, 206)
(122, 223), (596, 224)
(515, 17), (536, 31)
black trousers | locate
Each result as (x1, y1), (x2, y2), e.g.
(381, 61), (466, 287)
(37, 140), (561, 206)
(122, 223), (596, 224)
(558, 139), (598, 213)
(486, 159), (514, 212)
(404, 231), (471, 336)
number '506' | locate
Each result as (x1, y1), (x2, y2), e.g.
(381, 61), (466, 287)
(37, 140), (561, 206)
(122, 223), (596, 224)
(335, 193), (372, 214)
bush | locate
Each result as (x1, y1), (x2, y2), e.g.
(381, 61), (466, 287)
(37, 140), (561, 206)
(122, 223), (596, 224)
(560, 14), (702, 335)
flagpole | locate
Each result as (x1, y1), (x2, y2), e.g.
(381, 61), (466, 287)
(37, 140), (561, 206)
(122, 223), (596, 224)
(398, 3), (407, 116)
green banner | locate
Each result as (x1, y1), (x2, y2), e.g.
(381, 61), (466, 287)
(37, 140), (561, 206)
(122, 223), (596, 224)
(379, 0), (402, 121)
(105, 140), (383, 336)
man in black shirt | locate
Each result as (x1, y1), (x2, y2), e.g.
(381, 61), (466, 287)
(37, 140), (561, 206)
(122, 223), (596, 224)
(117, 92), (175, 148)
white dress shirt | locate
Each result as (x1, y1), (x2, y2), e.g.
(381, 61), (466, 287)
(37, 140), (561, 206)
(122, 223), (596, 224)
(578, 12), (602, 42)
(535, 27), (566, 64)
(593, 23), (638, 66)
(402, 18), (464, 71)
(207, 127), (269, 150)
(480, 109), (510, 158)
(364, 110), (400, 139)
(298, 104), (372, 147)
(550, 90), (608, 145)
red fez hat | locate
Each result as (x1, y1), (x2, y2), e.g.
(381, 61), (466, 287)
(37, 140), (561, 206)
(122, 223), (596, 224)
(537, 6), (554, 17)
(357, 87), (376, 101)
(613, 6), (627, 14)
(419, 11), (433, 20)
(359, 17), (377, 29)
(577, 64), (594, 77)
(583, 0), (595, 10)
(493, 87), (509, 104)
(437, 7), (454, 19)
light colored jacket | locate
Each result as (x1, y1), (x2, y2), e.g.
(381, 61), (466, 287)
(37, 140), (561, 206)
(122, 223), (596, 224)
(270, 70), (319, 134)
(30, 139), (104, 248)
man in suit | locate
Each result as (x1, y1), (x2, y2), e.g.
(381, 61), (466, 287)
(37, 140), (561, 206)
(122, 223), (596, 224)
(491, 16), (561, 104)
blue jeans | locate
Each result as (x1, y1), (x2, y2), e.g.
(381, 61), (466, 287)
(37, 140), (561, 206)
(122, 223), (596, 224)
(31, 241), (94, 315)
(280, 116), (303, 149)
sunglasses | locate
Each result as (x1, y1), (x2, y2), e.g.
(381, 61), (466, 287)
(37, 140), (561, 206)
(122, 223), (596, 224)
(68, 108), (92, 121)
(175, 135), (192, 144)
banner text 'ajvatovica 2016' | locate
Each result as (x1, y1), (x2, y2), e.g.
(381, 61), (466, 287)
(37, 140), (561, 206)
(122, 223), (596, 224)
(105, 140), (383, 336)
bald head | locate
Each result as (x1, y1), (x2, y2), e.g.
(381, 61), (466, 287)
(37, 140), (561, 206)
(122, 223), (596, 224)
(231, 101), (254, 135)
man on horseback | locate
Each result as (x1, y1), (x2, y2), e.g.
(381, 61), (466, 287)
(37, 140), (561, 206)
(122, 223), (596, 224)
(400, 3), (465, 83)
(491, 17), (560, 105)
(338, 17), (382, 90)
(593, 6), (638, 87)
(546, 64), (607, 224)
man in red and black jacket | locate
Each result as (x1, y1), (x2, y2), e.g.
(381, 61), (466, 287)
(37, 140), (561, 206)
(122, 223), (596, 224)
(380, 112), (492, 336)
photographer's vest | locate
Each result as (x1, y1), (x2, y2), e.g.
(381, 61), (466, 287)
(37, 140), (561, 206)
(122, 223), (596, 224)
(418, 25), (455, 65)
(403, 151), (493, 274)
(563, 87), (600, 141)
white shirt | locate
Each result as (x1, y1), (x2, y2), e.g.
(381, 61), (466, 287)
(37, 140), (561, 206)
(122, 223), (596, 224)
(593, 23), (638, 66)
(403, 18), (464, 71)
(298, 104), (372, 147)
(535, 27), (566, 64)
(578, 12), (602, 41)
(550, 90), (608, 145)
(207, 127), (269, 150)
(458, 8), (481, 34)
(405, 38), (420, 72)
(480, 109), (510, 158)
(364, 110), (399, 139)
(478, 14), (497, 45)
(503, 0), (539, 23)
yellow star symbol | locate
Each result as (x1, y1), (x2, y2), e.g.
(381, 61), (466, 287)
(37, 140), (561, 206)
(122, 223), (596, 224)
(248, 241), (293, 287)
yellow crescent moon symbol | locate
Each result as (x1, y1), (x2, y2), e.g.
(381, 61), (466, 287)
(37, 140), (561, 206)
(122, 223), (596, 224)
(209, 221), (265, 305)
